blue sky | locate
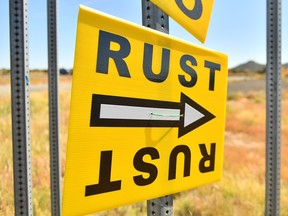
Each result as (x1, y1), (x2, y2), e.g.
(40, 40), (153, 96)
(0, 0), (287, 69)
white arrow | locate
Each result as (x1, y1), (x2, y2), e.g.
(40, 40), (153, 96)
(90, 93), (215, 138)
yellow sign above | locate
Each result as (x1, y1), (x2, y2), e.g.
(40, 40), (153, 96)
(62, 5), (227, 216)
(149, 0), (214, 43)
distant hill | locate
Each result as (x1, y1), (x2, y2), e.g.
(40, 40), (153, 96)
(231, 61), (288, 73)
(231, 61), (266, 72)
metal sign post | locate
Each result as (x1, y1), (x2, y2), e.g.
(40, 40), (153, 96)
(142, 1), (173, 215)
(9, 0), (33, 215)
(47, 0), (61, 215)
(265, 0), (282, 215)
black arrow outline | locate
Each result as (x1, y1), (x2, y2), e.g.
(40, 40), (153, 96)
(90, 93), (215, 138)
(178, 93), (215, 137)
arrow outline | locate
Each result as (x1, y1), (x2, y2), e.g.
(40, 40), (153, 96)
(90, 93), (215, 137)
(178, 93), (215, 137)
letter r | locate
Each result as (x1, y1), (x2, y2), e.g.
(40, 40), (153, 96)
(96, 30), (131, 77)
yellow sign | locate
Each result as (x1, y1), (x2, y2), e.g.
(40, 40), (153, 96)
(149, 0), (214, 43)
(63, 5), (227, 216)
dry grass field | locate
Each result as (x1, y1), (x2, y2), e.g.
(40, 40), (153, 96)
(1, 72), (288, 215)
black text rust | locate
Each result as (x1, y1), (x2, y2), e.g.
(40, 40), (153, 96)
(85, 143), (216, 196)
(96, 30), (221, 91)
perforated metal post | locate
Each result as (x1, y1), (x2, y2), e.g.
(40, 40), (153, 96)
(265, 0), (282, 215)
(147, 195), (173, 216)
(142, 1), (173, 215)
(47, 0), (61, 215)
(142, 0), (169, 34)
(9, 0), (33, 215)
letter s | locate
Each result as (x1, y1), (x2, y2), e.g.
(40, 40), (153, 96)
(175, 0), (203, 20)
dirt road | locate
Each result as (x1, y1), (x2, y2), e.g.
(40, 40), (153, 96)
(1, 76), (287, 95)
(228, 78), (288, 93)
(0, 82), (71, 96)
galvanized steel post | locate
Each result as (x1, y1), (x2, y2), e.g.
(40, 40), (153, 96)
(47, 0), (61, 215)
(266, 0), (282, 215)
(142, 1), (173, 215)
(9, 0), (33, 215)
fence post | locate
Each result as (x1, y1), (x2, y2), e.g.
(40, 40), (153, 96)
(141, 1), (173, 215)
(47, 0), (62, 215)
(9, 0), (33, 215)
(265, 0), (282, 215)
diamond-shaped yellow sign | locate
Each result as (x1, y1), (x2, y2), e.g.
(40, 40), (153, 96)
(149, 0), (214, 43)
